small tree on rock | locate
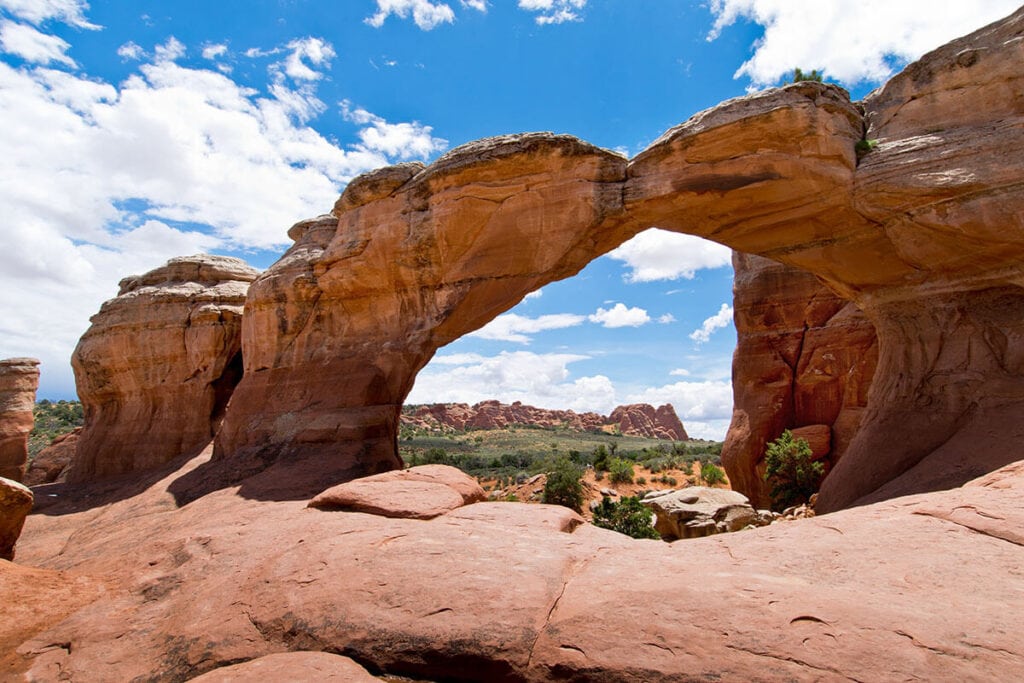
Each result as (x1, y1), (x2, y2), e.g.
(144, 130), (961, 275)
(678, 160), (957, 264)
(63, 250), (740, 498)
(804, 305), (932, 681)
(592, 496), (660, 540)
(763, 430), (824, 511)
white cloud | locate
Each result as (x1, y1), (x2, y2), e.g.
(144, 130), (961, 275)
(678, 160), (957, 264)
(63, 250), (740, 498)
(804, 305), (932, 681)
(589, 303), (650, 328)
(689, 303), (733, 344)
(409, 351), (619, 414)
(154, 36), (185, 62)
(626, 380), (733, 440)
(608, 228), (732, 282)
(280, 37), (334, 81)
(0, 35), (448, 397)
(706, 0), (1022, 87)
(657, 313), (676, 324)
(524, 289), (543, 300)
(202, 43), (228, 60)
(669, 368), (691, 377)
(117, 41), (143, 61)
(518, 0), (586, 24)
(460, 0), (487, 11)
(365, 0), (456, 30)
(469, 312), (586, 343)
(341, 100), (447, 159)
(0, 20), (74, 65)
(0, 0), (99, 29)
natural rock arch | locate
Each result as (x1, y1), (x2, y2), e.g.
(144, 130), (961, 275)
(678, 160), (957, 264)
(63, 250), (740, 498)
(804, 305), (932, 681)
(213, 9), (1024, 512)
(69, 9), (1023, 512)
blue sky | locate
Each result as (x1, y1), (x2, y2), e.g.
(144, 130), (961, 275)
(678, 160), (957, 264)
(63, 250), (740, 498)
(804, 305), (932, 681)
(1, 0), (1017, 438)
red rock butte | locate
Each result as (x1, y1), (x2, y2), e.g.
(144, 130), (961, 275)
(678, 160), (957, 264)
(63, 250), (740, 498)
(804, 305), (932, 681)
(66, 9), (1024, 515)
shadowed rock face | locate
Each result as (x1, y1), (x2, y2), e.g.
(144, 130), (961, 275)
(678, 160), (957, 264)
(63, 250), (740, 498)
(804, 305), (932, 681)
(67, 255), (259, 483)
(0, 358), (39, 482)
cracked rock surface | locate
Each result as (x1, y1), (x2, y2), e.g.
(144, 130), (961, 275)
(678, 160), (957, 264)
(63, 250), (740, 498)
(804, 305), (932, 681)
(6, 447), (1024, 681)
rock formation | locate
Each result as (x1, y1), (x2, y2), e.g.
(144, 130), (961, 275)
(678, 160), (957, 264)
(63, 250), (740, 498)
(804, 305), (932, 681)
(722, 254), (877, 507)
(67, 255), (258, 482)
(67, 8), (1024, 512)
(7, 444), (1024, 680)
(642, 486), (762, 540)
(23, 428), (78, 486)
(402, 400), (688, 439)
(0, 476), (32, 561)
(0, 358), (40, 482)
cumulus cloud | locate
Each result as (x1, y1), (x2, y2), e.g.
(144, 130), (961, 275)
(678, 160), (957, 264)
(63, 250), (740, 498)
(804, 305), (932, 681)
(524, 289), (543, 300)
(469, 313), (586, 343)
(626, 379), (733, 440)
(518, 0), (587, 25)
(460, 0), (487, 11)
(365, 0), (455, 30)
(589, 303), (650, 328)
(0, 0), (99, 29)
(0, 19), (74, 65)
(408, 351), (619, 414)
(280, 37), (334, 81)
(689, 303), (734, 344)
(341, 100), (447, 159)
(607, 228), (732, 282)
(657, 313), (676, 324)
(0, 25), (448, 397)
(202, 43), (228, 60)
(117, 41), (143, 60)
(706, 0), (1022, 87)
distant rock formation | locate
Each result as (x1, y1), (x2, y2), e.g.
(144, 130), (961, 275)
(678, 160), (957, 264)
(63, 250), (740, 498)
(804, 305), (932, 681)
(66, 255), (258, 483)
(0, 358), (40, 482)
(24, 427), (79, 486)
(402, 401), (688, 440)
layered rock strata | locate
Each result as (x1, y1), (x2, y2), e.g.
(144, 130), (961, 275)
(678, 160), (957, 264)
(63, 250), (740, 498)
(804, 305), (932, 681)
(67, 256), (258, 482)
(402, 400), (688, 439)
(0, 358), (39, 482)
(0, 476), (32, 560)
(722, 254), (877, 507)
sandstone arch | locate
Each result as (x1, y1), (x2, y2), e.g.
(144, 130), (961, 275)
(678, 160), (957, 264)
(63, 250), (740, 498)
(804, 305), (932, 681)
(212, 9), (1024, 511)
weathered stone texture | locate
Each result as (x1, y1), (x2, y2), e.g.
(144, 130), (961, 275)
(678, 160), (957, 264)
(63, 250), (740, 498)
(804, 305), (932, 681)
(0, 358), (39, 482)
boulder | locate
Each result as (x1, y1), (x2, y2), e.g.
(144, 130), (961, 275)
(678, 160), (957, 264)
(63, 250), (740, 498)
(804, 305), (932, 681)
(67, 255), (258, 483)
(642, 486), (759, 540)
(187, 652), (379, 682)
(0, 358), (40, 482)
(0, 476), (32, 561)
(309, 464), (485, 519)
(23, 428), (79, 486)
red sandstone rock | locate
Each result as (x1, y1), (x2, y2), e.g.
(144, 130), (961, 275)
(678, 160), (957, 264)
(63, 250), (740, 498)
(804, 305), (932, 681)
(7, 444), (1024, 681)
(790, 425), (831, 461)
(0, 477), (33, 561)
(309, 465), (484, 518)
(67, 255), (258, 483)
(23, 428), (79, 487)
(402, 400), (686, 439)
(0, 358), (40, 482)
(188, 652), (379, 682)
(721, 254), (877, 507)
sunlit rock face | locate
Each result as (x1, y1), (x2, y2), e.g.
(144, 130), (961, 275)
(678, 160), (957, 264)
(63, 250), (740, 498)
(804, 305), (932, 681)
(0, 358), (39, 482)
(67, 255), (258, 482)
(71, 9), (1024, 512)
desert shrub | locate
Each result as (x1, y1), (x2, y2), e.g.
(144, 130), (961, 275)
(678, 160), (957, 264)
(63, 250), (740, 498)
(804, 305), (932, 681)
(636, 476), (646, 486)
(764, 430), (824, 511)
(608, 458), (634, 485)
(592, 496), (660, 540)
(700, 461), (726, 486)
(593, 444), (610, 472)
(542, 457), (584, 512)
(789, 67), (823, 82)
(594, 469), (605, 481)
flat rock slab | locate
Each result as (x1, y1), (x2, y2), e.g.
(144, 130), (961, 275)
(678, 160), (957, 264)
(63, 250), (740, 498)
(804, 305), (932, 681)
(187, 652), (379, 682)
(309, 479), (466, 519)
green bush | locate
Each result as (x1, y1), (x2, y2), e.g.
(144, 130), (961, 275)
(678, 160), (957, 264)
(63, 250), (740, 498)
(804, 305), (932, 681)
(593, 444), (610, 472)
(700, 461), (726, 486)
(763, 430), (824, 511)
(542, 456), (584, 512)
(789, 67), (823, 83)
(608, 458), (634, 485)
(592, 496), (660, 540)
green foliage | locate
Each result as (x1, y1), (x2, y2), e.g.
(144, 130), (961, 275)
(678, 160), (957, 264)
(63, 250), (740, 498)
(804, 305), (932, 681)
(29, 400), (84, 459)
(592, 444), (610, 472)
(592, 496), (660, 539)
(789, 67), (824, 83)
(855, 138), (879, 159)
(542, 456), (584, 512)
(700, 461), (726, 486)
(763, 430), (824, 511)
(608, 458), (634, 485)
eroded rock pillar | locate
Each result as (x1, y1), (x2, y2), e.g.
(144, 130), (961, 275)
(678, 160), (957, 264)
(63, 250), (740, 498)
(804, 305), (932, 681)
(0, 358), (40, 482)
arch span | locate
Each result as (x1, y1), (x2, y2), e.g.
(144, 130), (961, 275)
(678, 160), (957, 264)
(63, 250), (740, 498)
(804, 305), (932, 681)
(211, 10), (1024, 511)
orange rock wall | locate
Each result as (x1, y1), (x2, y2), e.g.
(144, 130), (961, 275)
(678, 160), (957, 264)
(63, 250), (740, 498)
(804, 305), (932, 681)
(0, 358), (39, 482)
